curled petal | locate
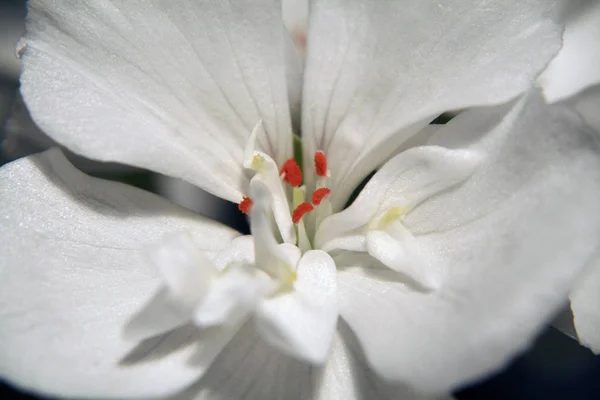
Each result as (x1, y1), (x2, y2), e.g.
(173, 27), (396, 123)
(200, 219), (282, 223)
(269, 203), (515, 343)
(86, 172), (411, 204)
(0, 149), (239, 398)
(337, 93), (600, 394)
(255, 250), (338, 364)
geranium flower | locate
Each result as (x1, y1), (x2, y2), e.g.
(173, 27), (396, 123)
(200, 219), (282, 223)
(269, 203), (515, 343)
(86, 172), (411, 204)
(2, 1), (600, 399)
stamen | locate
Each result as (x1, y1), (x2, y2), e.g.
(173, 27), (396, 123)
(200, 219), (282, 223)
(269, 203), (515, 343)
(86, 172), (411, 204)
(238, 196), (254, 215)
(314, 150), (328, 177)
(292, 202), (314, 224)
(250, 154), (266, 171)
(379, 207), (409, 228)
(312, 187), (331, 205)
(280, 158), (303, 187)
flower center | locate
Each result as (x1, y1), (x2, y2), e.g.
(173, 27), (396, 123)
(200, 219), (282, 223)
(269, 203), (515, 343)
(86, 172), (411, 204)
(238, 127), (333, 258)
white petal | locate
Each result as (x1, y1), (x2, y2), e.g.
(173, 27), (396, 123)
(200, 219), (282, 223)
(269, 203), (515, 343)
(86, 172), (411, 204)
(194, 235), (265, 328)
(153, 232), (216, 307)
(171, 321), (314, 400)
(282, 0), (308, 54)
(302, 0), (562, 209)
(20, 0), (295, 202)
(246, 149), (296, 244)
(194, 265), (269, 329)
(337, 93), (600, 394)
(570, 255), (600, 353)
(282, 0), (307, 127)
(174, 321), (456, 400)
(212, 235), (256, 272)
(128, 235), (256, 341)
(539, 1), (600, 102)
(316, 146), (480, 249)
(123, 288), (195, 342)
(0, 149), (238, 398)
(124, 232), (218, 341)
(255, 250), (338, 364)
(314, 324), (457, 400)
(250, 178), (298, 283)
(366, 225), (439, 291)
(315, 144), (479, 289)
(320, 235), (366, 254)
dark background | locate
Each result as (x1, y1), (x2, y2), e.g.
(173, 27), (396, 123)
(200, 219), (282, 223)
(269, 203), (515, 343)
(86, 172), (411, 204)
(1, 0), (598, 398)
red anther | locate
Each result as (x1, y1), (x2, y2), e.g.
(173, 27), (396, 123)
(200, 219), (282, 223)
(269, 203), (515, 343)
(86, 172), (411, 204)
(238, 196), (253, 215)
(311, 187), (331, 205)
(280, 158), (303, 187)
(314, 151), (328, 177)
(292, 202), (314, 224)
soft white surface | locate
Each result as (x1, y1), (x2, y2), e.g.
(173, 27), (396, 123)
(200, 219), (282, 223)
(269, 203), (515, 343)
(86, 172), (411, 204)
(337, 93), (600, 394)
(125, 232), (218, 342)
(20, 0), (297, 202)
(172, 322), (454, 400)
(539, 0), (600, 102)
(316, 146), (480, 248)
(316, 145), (480, 289)
(256, 250), (338, 364)
(302, 0), (563, 210)
(0, 149), (239, 398)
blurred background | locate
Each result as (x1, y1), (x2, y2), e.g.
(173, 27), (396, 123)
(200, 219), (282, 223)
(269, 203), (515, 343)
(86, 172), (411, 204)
(0, 0), (599, 399)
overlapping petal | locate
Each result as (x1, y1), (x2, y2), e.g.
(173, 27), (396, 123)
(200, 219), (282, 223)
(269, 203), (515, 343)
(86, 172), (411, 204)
(336, 93), (600, 394)
(539, 0), (600, 102)
(171, 321), (452, 400)
(20, 0), (297, 202)
(315, 146), (480, 248)
(171, 321), (314, 400)
(0, 149), (239, 398)
(302, 0), (563, 209)
(255, 250), (338, 364)
(315, 145), (480, 288)
(314, 324), (456, 400)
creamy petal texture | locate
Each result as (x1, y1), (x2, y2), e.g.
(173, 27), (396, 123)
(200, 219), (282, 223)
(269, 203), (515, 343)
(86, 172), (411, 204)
(337, 94), (600, 394)
(570, 256), (600, 353)
(20, 0), (296, 202)
(316, 146), (480, 248)
(172, 322), (453, 400)
(302, 0), (563, 209)
(314, 324), (456, 400)
(125, 232), (223, 342)
(315, 145), (480, 289)
(0, 150), (239, 398)
(539, 0), (600, 102)
(171, 321), (314, 400)
(256, 250), (338, 364)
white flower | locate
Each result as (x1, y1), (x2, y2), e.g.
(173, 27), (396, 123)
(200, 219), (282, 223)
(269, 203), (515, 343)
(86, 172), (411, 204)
(2, 1), (600, 400)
